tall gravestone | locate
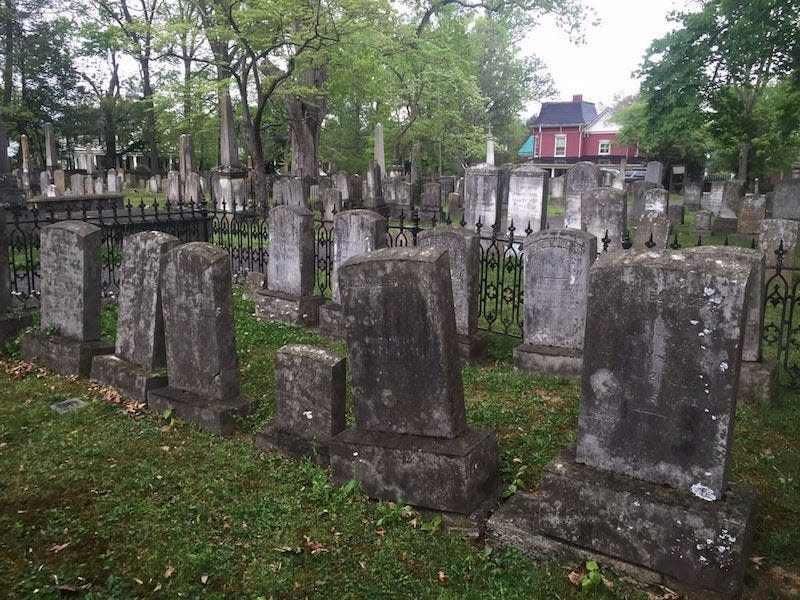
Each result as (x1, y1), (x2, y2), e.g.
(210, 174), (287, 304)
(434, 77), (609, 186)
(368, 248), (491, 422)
(374, 122), (385, 177)
(683, 181), (703, 210)
(91, 232), (180, 401)
(20, 134), (30, 191)
(564, 162), (600, 230)
(759, 218), (799, 286)
(213, 92), (247, 211)
(737, 195), (766, 235)
(489, 249), (757, 599)
(513, 229), (596, 376)
(419, 180), (444, 221)
(464, 164), (502, 230)
(20, 222), (114, 375)
(645, 160), (663, 184)
(713, 180), (746, 234)
(418, 226), (487, 362)
(318, 209), (386, 339)
(629, 180), (660, 225)
(633, 210), (670, 250)
(0, 210), (33, 348)
(363, 161), (388, 216)
(255, 205), (324, 325)
(329, 247), (499, 513)
(771, 179), (800, 220)
(581, 187), (626, 251)
(507, 164), (548, 232)
(44, 122), (58, 177)
(148, 243), (253, 435)
(255, 344), (346, 464)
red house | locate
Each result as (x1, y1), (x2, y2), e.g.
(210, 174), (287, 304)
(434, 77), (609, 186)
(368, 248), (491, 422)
(518, 95), (641, 176)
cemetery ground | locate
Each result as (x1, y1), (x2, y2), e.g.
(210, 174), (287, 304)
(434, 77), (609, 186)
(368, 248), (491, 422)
(1, 293), (799, 599)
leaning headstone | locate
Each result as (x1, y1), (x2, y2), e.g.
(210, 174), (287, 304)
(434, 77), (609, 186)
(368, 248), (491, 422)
(0, 210), (33, 348)
(329, 247), (499, 513)
(683, 181), (702, 209)
(644, 160), (663, 184)
(147, 243), (254, 435)
(464, 163), (502, 230)
(255, 205), (324, 325)
(629, 180), (660, 224)
(418, 226), (487, 361)
(737, 195), (766, 235)
(694, 209), (712, 236)
(713, 180), (746, 234)
(507, 164), (548, 232)
(759, 218), (799, 286)
(643, 187), (669, 214)
(634, 210), (670, 250)
(581, 187), (626, 251)
(255, 345), (346, 464)
(91, 232), (180, 401)
(772, 179), (800, 220)
(419, 180), (444, 221)
(490, 249), (757, 600)
(20, 222), (114, 375)
(318, 209), (386, 339)
(564, 162), (600, 230)
(513, 229), (596, 376)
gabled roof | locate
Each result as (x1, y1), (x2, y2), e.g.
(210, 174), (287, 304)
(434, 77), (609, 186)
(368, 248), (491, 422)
(517, 135), (534, 156)
(584, 107), (620, 133)
(531, 100), (597, 127)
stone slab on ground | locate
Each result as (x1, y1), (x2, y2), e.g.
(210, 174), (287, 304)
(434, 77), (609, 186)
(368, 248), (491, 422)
(147, 385), (254, 436)
(329, 426), (498, 514)
(254, 289), (325, 326)
(20, 331), (113, 377)
(91, 354), (168, 402)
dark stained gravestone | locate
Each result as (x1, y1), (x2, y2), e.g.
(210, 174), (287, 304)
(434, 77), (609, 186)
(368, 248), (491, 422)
(147, 242), (254, 435)
(580, 187), (626, 250)
(633, 210), (670, 250)
(20, 221), (113, 375)
(255, 344), (346, 464)
(91, 231), (180, 401)
(513, 229), (596, 376)
(772, 178), (800, 220)
(329, 247), (498, 513)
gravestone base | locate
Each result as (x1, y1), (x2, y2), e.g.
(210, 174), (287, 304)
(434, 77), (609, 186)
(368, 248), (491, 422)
(694, 228), (712, 237)
(255, 425), (331, 465)
(712, 217), (738, 235)
(254, 289), (325, 326)
(147, 386), (254, 436)
(457, 331), (489, 363)
(90, 354), (168, 403)
(487, 448), (755, 600)
(418, 209), (445, 222)
(330, 426), (498, 514)
(513, 343), (582, 377)
(318, 303), (346, 339)
(20, 331), (114, 377)
(0, 310), (34, 350)
(737, 360), (777, 406)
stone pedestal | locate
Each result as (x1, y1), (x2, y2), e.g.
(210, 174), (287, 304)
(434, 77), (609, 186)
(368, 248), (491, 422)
(737, 360), (777, 406)
(457, 331), (489, 363)
(255, 289), (325, 326)
(318, 302), (346, 339)
(513, 343), (582, 377)
(91, 354), (168, 401)
(147, 386), (253, 436)
(20, 332), (113, 377)
(488, 449), (756, 600)
(330, 426), (498, 514)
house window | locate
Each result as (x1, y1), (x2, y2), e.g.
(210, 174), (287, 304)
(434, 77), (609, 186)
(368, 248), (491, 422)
(554, 135), (567, 157)
(598, 140), (611, 155)
(532, 135), (539, 158)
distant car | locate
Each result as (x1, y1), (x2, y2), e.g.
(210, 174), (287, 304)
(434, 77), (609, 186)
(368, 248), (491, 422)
(625, 170), (646, 183)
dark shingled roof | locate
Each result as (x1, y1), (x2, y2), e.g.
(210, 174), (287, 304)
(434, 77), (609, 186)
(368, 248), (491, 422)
(531, 101), (597, 127)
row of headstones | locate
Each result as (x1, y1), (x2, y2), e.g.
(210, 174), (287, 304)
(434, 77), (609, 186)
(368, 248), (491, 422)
(19, 215), (761, 596)
(38, 169), (123, 199)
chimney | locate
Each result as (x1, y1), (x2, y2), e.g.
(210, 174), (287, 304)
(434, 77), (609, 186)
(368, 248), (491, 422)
(572, 94), (583, 103)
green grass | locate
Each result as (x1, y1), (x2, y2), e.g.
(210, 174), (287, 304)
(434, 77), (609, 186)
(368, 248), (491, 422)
(1, 292), (799, 599)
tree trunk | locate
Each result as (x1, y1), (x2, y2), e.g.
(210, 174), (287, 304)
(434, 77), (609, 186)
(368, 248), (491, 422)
(0, 0), (14, 173)
(239, 93), (269, 210)
(141, 60), (160, 175)
(285, 67), (326, 182)
(101, 98), (117, 170)
(737, 141), (749, 181)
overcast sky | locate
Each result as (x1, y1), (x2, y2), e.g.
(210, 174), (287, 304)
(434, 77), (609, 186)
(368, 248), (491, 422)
(520, 0), (694, 117)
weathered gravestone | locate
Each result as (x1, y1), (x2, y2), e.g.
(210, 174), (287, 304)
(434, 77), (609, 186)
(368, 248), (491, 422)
(564, 162), (600, 230)
(91, 231), (180, 401)
(447, 192), (463, 224)
(363, 161), (388, 217)
(318, 209), (386, 339)
(70, 173), (85, 196)
(507, 163), (548, 233)
(683, 181), (703, 210)
(489, 249), (757, 599)
(386, 178), (412, 218)
(255, 345), (346, 464)
(273, 177), (305, 208)
(107, 169), (120, 193)
(419, 180), (444, 221)
(94, 177), (104, 195)
(255, 205), (324, 325)
(166, 171), (180, 202)
(713, 180), (746, 234)
(85, 175), (97, 196)
(759, 218), (799, 286)
(464, 163), (502, 230)
(694, 209), (712, 236)
(667, 203), (685, 228)
(633, 210), (670, 250)
(772, 179), (800, 220)
(329, 247), (499, 513)
(645, 160), (664, 184)
(53, 170), (66, 195)
(737, 195), (766, 235)
(418, 226), (487, 362)
(333, 171), (350, 205)
(549, 174), (565, 208)
(629, 180), (660, 225)
(513, 229), (596, 376)
(147, 243), (254, 435)
(581, 187), (626, 251)
(320, 187), (342, 222)
(643, 187), (669, 214)
(0, 210), (33, 347)
(20, 222), (114, 375)
(683, 246), (775, 406)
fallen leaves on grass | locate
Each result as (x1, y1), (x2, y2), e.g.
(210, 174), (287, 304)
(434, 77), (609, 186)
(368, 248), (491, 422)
(646, 587), (679, 600)
(2, 360), (41, 379)
(163, 565), (175, 579)
(88, 383), (146, 417)
(49, 541), (70, 553)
